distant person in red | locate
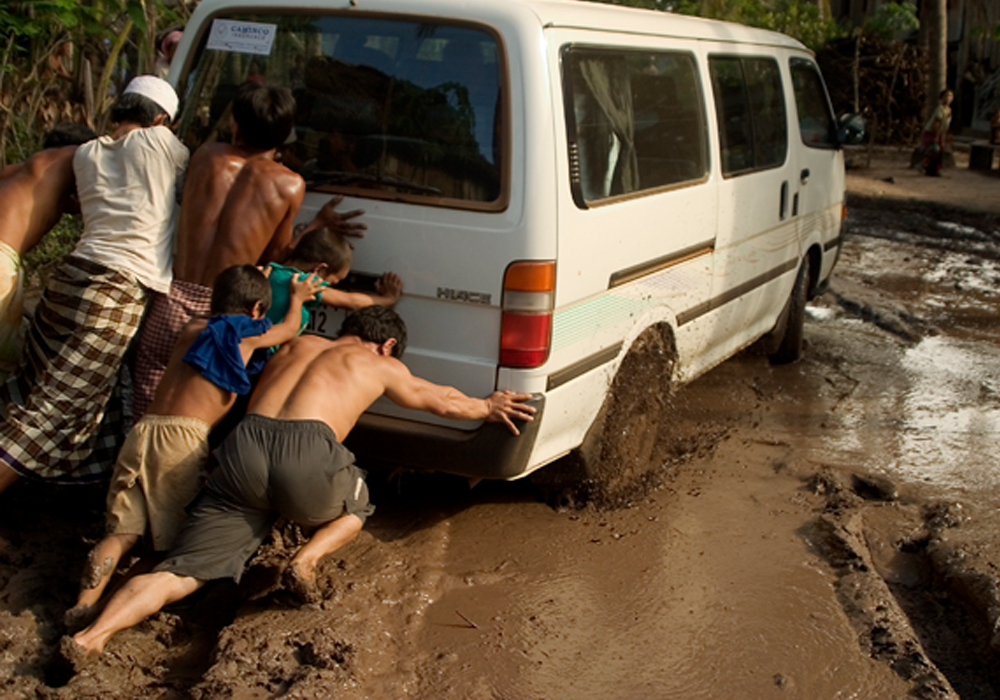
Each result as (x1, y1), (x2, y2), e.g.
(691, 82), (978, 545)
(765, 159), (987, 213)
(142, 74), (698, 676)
(154, 30), (183, 79)
(921, 89), (953, 177)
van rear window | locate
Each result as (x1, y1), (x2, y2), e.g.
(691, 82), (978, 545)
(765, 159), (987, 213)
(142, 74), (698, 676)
(562, 47), (709, 206)
(176, 14), (505, 208)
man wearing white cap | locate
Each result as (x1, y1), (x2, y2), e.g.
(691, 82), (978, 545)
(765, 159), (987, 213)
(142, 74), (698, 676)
(0, 75), (189, 493)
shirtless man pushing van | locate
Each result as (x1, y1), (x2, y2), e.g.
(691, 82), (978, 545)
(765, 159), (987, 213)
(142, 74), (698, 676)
(132, 81), (367, 419)
(71, 306), (534, 656)
(0, 123), (96, 378)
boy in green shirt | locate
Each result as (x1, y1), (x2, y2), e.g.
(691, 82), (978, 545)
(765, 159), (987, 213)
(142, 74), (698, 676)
(265, 227), (401, 334)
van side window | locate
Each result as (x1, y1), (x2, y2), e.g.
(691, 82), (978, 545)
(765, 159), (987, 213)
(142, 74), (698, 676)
(175, 14), (505, 209)
(708, 56), (787, 177)
(563, 47), (708, 206)
(790, 58), (837, 149)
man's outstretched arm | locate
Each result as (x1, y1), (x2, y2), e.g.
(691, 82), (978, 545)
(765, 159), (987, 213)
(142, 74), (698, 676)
(383, 366), (535, 435)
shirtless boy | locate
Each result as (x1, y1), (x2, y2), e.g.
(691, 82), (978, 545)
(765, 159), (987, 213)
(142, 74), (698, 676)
(132, 80), (366, 419)
(71, 307), (535, 655)
(65, 265), (321, 629)
(0, 123), (97, 378)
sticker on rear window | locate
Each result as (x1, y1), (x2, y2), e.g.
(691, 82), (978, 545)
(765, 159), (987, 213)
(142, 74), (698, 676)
(206, 19), (277, 56)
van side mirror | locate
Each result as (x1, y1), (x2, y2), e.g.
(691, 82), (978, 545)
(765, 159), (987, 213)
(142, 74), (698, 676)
(837, 113), (866, 146)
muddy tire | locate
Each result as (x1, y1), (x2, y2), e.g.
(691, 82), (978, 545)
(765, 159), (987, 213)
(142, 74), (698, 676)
(537, 324), (676, 509)
(769, 262), (810, 365)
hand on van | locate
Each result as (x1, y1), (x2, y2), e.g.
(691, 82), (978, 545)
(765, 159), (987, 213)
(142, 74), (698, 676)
(319, 271), (402, 310)
(297, 195), (367, 243)
(375, 272), (402, 304)
(486, 391), (536, 436)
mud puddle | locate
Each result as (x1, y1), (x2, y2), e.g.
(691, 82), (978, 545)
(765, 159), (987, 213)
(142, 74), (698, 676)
(4, 201), (1000, 698)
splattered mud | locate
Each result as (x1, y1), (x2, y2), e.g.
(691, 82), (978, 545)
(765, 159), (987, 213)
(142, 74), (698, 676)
(3, 152), (1000, 698)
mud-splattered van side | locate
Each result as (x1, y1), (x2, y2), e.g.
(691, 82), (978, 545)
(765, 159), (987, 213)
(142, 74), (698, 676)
(170, 0), (858, 481)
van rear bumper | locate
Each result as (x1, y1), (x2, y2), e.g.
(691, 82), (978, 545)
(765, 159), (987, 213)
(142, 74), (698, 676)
(344, 395), (545, 479)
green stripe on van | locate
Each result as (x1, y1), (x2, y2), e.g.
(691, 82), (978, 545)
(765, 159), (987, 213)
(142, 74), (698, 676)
(552, 293), (650, 351)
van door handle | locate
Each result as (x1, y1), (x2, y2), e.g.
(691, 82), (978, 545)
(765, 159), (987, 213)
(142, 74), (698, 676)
(780, 181), (788, 220)
(800, 168), (810, 184)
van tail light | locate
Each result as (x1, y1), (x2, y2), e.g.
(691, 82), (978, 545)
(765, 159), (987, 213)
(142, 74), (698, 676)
(500, 260), (555, 368)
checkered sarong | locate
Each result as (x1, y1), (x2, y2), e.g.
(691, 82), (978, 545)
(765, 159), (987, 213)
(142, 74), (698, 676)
(0, 256), (146, 482)
(131, 279), (212, 421)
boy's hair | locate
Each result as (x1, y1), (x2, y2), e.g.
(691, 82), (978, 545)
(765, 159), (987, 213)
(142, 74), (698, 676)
(110, 92), (169, 127)
(43, 122), (97, 149)
(211, 264), (272, 316)
(338, 306), (407, 358)
(232, 81), (296, 150)
(291, 228), (352, 274)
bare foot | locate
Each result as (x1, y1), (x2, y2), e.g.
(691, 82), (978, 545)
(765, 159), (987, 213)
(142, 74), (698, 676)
(281, 563), (321, 606)
(57, 634), (103, 677)
(63, 604), (98, 634)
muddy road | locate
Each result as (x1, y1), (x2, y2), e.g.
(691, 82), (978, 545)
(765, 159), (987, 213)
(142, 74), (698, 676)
(3, 166), (1000, 698)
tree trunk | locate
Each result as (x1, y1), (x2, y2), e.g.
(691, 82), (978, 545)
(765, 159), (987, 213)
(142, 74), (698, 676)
(922, 0), (948, 121)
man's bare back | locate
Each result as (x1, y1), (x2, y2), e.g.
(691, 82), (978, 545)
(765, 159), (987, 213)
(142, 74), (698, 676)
(249, 334), (536, 442)
(172, 142), (305, 286)
(0, 146), (80, 254)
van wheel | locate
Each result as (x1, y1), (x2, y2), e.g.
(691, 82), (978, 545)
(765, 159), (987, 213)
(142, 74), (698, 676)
(538, 325), (676, 509)
(769, 262), (810, 365)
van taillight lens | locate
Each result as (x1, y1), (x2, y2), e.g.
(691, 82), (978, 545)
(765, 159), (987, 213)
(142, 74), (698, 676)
(500, 261), (554, 368)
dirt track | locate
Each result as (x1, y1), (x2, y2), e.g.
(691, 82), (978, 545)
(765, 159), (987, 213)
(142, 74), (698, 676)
(2, 150), (1000, 698)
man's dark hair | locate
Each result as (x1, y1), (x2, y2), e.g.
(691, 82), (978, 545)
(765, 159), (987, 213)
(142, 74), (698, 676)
(232, 82), (296, 150)
(338, 306), (407, 358)
(110, 92), (169, 127)
(43, 122), (97, 149)
(291, 228), (352, 275)
(211, 264), (272, 316)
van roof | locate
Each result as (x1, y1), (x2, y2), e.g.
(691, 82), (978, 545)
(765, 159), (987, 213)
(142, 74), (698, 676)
(521, 0), (806, 50)
(187, 0), (808, 53)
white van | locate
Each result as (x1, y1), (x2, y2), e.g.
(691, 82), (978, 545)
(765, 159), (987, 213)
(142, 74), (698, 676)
(170, 0), (858, 484)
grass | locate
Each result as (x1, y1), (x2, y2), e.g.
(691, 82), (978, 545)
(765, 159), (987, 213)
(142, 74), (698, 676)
(23, 215), (81, 287)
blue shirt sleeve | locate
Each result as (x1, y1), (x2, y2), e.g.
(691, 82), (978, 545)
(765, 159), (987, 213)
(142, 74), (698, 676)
(183, 314), (273, 394)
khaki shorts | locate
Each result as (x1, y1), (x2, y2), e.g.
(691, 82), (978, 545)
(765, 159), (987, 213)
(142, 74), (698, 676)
(105, 415), (211, 551)
(0, 240), (24, 380)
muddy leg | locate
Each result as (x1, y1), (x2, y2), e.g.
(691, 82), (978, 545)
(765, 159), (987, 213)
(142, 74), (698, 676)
(0, 461), (19, 496)
(78, 535), (139, 605)
(72, 570), (203, 654)
(284, 514), (363, 604)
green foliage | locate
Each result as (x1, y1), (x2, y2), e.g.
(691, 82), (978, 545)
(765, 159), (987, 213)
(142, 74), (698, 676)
(863, 2), (919, 39)
(596, 0), (843, 51)
(0, 1), (187, 166)
(23, 216), (82, 279)
(587, 0), (671, 8)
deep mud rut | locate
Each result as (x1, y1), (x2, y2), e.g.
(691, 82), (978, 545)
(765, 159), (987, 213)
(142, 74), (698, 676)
(3, 191), (1000, 698)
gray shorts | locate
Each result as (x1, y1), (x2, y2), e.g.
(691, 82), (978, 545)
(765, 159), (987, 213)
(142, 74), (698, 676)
(157, 414), (374, 582)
